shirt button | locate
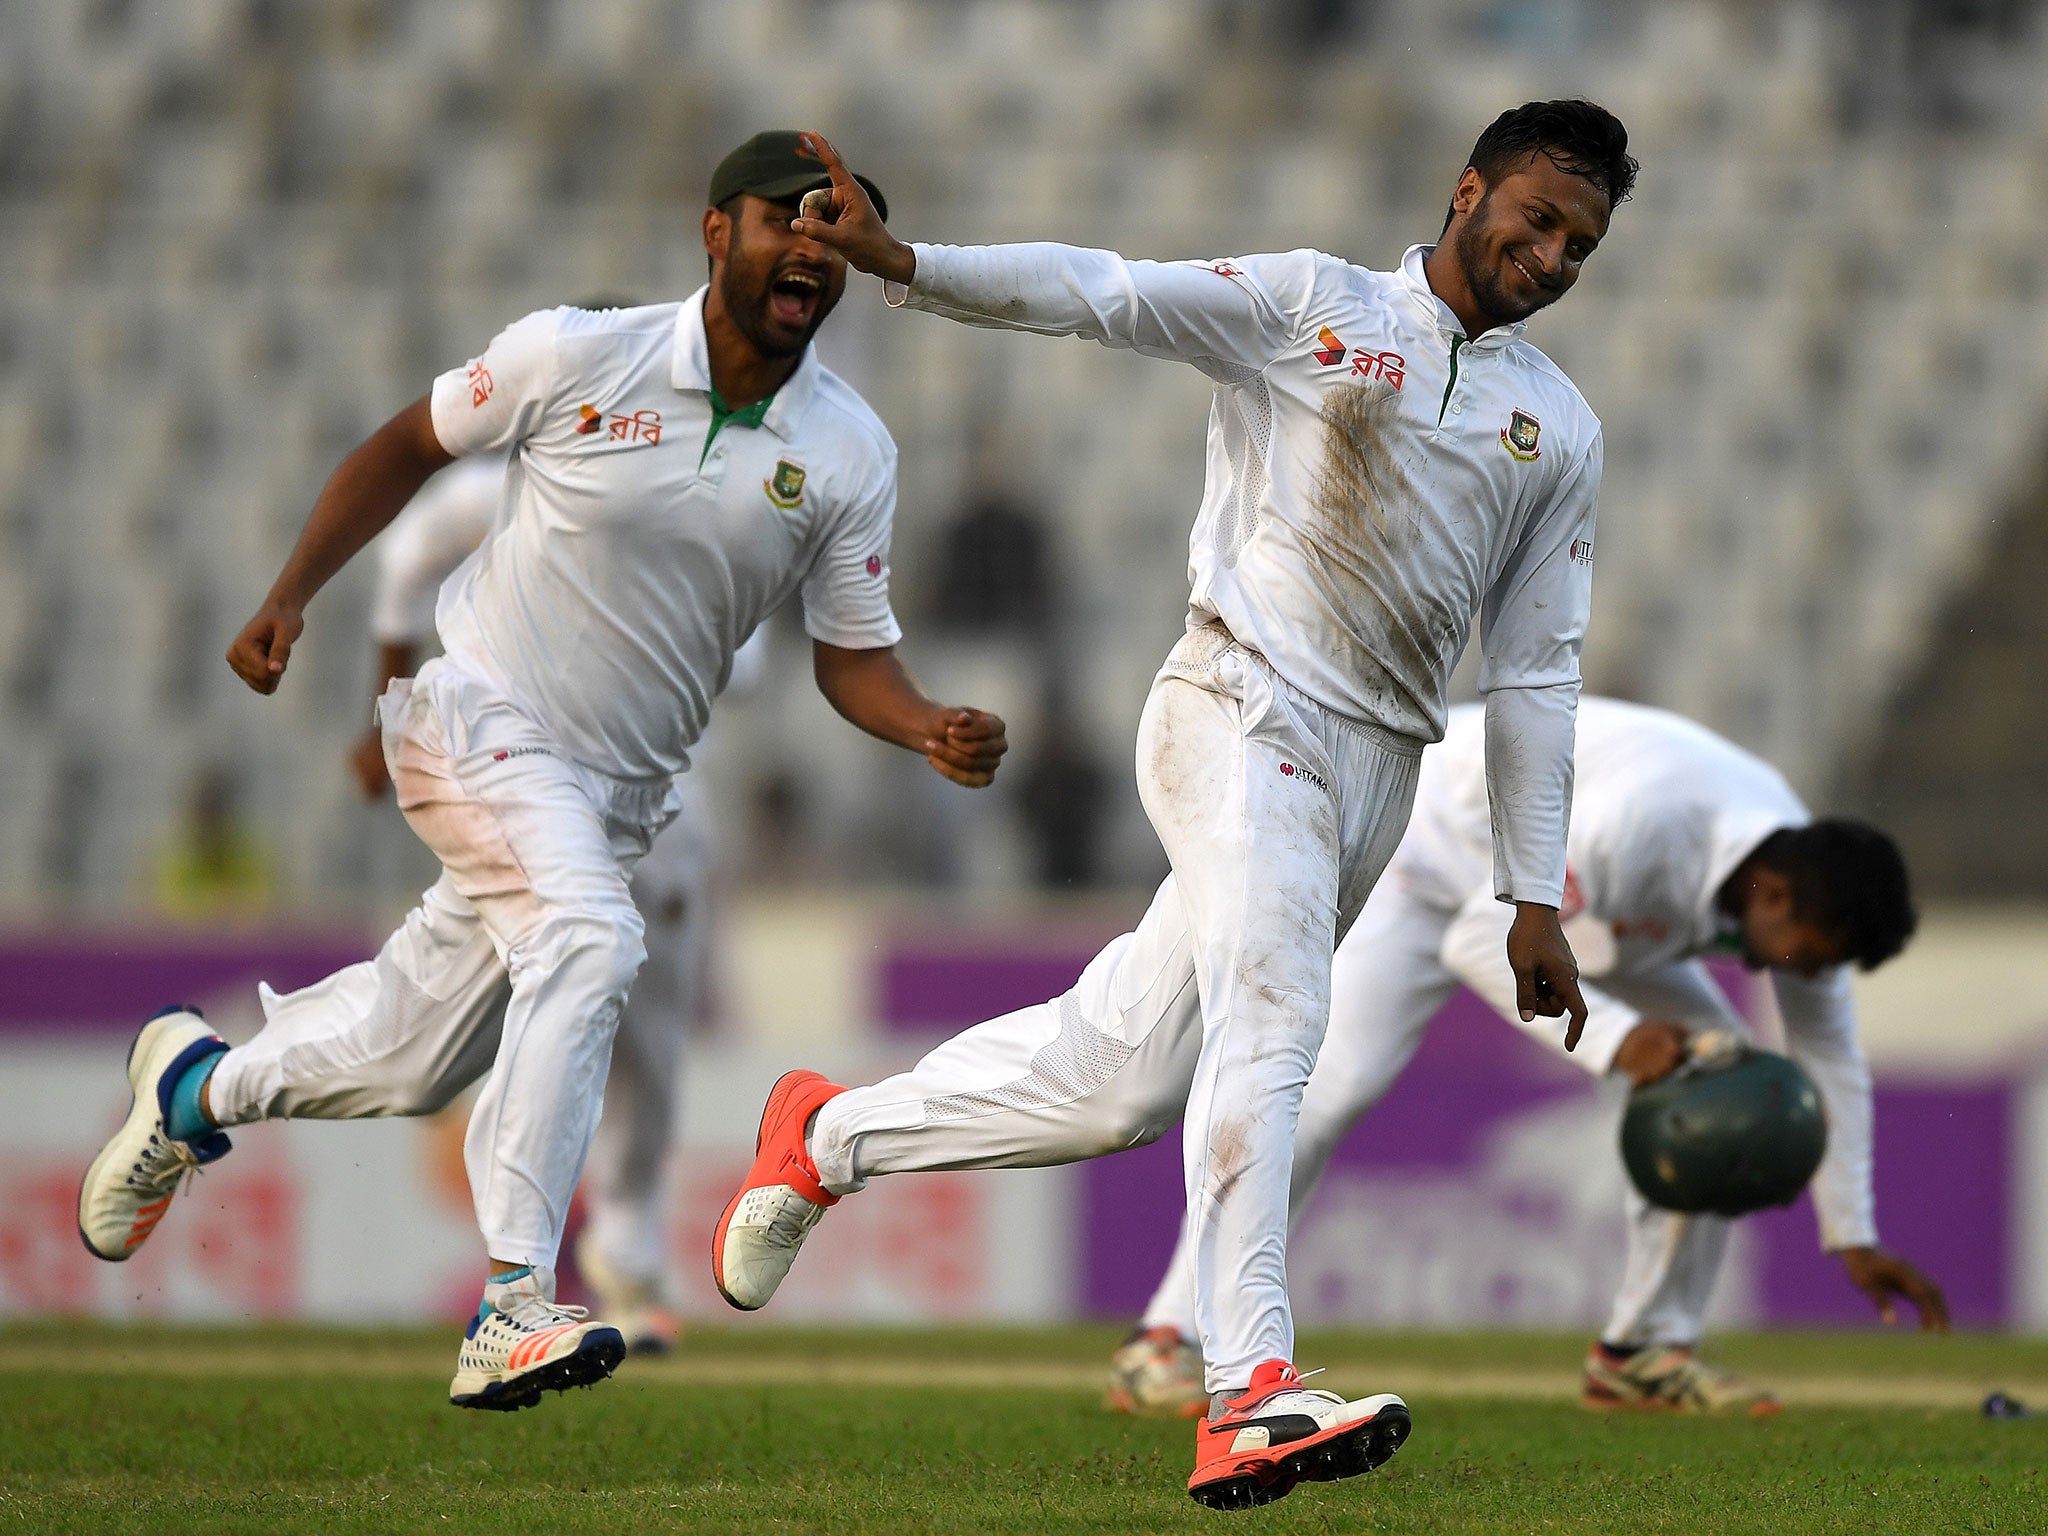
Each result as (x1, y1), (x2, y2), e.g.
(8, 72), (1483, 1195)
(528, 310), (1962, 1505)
(1452, 403), (1464, 414)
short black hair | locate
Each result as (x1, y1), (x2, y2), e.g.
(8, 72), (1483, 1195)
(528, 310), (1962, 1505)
(1749, 819), (1918, 970)
(1447, 99), (1638, 231)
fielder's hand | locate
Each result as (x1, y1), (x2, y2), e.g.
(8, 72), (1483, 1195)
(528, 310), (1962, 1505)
(347, 725), (391, 799)
(1507, 901), (1589, 1048)
(1838, 1246), (1951, 1332)
(789, 132), (917, 287)
(1612, 1020), (1690, 1087)
(227, 601), (304, 694)
(924, 707), (1007, 788)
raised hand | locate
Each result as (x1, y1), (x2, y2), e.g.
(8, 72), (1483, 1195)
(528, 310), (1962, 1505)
(789, 132), (916, 286)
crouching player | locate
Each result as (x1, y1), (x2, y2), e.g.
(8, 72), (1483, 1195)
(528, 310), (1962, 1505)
(76, 130), (1006, 1410)
(1112, 696), (1948, 1419)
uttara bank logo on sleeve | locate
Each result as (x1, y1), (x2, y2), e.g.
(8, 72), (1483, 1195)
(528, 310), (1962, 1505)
(1501, 408), (1542, 461)
(766, 459), (807, 508)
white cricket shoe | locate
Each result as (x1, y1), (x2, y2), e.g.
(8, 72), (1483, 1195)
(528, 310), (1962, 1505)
(78, 1007), (232, 1261)
(574, 1227), (681, 1356)
(710, 1070), (846, 1311)
(449, 1271), (627, 1411)
(1189, 1359), (1411, 1510)
(1582, 1341), (1781, 1416)
(1106, 1325), (1209, 1418)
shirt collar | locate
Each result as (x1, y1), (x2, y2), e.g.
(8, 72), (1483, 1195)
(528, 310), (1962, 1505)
(1397, 244), (1527, 351)
(670, 286), (823, 441)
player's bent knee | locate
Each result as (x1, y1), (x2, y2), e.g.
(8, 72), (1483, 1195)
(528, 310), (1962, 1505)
(528, 910), (647, 1002)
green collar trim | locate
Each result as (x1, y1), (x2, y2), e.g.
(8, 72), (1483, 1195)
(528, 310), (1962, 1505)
(702, 386), (775, 465)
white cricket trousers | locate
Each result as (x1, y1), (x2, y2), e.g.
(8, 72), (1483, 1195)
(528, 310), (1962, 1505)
(208, 659), (679, 1271)
(812, 625), (1421, 1391)
(1139, 869), (1740, 1349)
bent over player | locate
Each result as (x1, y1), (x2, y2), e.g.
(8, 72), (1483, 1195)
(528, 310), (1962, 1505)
(350, 448), (769, 1352)
(712, 106), (1635, 1508)
(77, 131), (1007, 1410)
(1114, 697), (1949, 1419)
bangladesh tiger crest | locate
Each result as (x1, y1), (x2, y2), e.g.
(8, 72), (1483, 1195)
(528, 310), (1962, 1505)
(1501, 409), (1542, 462)
(765, 459), (807, 508)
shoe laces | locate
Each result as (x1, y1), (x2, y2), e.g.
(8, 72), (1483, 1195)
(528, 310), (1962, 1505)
(126, 1129), (205, 1198)
(499, 1295), (590, 1331)
(756, 1193), (823, 1253)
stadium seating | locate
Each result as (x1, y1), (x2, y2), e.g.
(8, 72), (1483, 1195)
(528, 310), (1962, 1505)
(1, 0), (2044, 913)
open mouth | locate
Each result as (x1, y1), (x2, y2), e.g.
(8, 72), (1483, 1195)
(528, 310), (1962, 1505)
(768, 268), (825, 327)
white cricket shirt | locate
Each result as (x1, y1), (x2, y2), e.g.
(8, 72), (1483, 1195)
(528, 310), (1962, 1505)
(428, 292), (902, 780)
(1397, 697), (1878, 1248)
(889, 242), (1601, 906)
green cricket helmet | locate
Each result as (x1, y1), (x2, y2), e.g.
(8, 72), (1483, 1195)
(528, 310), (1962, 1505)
(1620, 1038), (1828, 1216)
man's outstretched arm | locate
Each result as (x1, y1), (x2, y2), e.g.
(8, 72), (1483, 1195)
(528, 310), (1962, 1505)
(812, 641), (1008, 788)
(789, 133), (1302, 375)
(227, 395), (453, 695)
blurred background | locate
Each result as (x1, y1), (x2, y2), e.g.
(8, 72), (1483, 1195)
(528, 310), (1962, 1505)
(2, 0), (2045, 1334)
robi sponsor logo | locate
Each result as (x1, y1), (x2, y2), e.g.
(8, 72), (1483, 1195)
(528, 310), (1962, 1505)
(1278, 760), (1329, 793)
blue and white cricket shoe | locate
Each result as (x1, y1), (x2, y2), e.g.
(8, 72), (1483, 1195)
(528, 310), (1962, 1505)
(77, 1007), (233, 1260)
(450, 1270), (627, 1411)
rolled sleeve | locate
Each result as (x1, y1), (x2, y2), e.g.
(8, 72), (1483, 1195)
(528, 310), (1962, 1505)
(428, 308), (562, 459)
(799, 453), (904, 651)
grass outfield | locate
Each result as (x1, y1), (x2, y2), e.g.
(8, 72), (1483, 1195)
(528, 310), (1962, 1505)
(2, 1324), (2043, 1534)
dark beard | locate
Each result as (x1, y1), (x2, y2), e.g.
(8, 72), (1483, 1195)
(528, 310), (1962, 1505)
(1452, 206), (1555, 333)
(716, 259), (822, 360)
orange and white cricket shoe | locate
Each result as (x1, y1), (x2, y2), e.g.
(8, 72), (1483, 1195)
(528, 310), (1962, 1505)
(710, 1070), (846, 1311)
(1187, 1359), (1411, 1511)
(77, 1007), (232, 1261)
(449, 1271), (626, 1411)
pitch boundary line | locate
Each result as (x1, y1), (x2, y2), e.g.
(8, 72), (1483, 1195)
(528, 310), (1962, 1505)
(0, 1343), (2030, 1410)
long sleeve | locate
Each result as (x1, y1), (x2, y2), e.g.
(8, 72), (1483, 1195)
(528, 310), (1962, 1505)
(886, 242), (1317, 380)
(1478, 430), (1601, 905)
(1774, 966), (1879, 1250)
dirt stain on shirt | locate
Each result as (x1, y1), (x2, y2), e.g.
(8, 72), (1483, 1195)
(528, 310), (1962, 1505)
(1303, 380), (1464, 726)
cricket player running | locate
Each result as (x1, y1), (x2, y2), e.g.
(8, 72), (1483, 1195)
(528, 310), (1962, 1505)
(1112, 698), (1950, 1421)
(77, 131), (1008, 1411)
(713, 105), (1636, 1508)
(348, 449), (771, 1353)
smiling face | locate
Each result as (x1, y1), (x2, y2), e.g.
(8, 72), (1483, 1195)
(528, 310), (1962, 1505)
(1444, 150), (1611, 332)
(703, 192), (847, 360)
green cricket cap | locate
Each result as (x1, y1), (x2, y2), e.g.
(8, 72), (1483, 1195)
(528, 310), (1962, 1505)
(708, 130), (888, 221)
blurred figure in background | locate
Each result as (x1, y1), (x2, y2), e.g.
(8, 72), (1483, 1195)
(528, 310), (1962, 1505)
(150, 765), (274, 923)
(1114, 698), (1949, 1420)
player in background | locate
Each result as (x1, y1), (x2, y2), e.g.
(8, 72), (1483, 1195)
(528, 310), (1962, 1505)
(1111, 697), (1949, 1420)
(348, 442), (771, 1353)
(78, 130), (1007, 1411)
(712, 106), (1634, 1509)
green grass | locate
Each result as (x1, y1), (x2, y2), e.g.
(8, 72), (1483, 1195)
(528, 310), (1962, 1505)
(1, 1324), (2043, 1534)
